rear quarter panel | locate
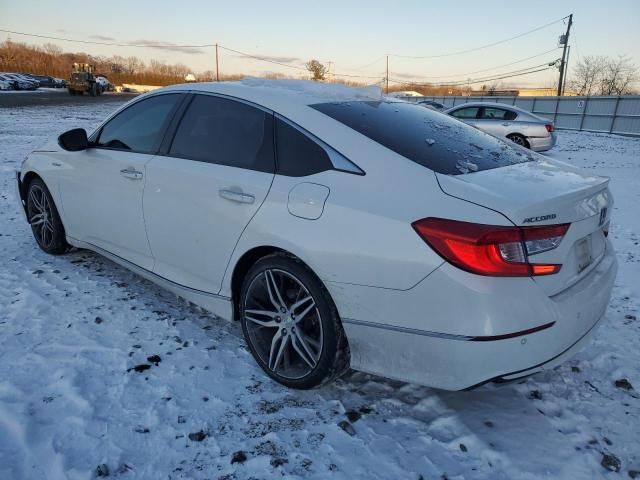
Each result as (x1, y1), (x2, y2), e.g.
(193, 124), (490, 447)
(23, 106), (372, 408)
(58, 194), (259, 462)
(221, 138), (515, 294)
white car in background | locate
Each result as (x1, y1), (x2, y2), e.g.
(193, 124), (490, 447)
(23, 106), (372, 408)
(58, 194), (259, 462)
(95, 75), (110, 91)
(16, 80), (616, 390)
(0, 78), (13, 90)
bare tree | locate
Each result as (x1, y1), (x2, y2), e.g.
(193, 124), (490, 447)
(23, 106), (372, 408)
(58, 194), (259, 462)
(125, 56), (145, 75)
(569, 55), (607, 95)
(569, 55), (638, 95)
(306, 59), (327, 81)
(600, 55), (638, 95)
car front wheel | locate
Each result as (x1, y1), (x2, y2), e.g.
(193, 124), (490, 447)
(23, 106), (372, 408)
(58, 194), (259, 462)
(240, 254), (349, 389)
(26, 178), (70, 255)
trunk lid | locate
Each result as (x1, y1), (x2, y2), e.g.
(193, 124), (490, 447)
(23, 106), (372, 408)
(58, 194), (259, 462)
(436, 158), (612, 295)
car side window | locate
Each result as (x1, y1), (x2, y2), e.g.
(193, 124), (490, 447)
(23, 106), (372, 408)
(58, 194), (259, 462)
(96, 94), (181, 153)
(169, 95), (275, 173)
(481, 107), (517, 121)
(450, 107), (480, 119)
(275, 119), (333, 177)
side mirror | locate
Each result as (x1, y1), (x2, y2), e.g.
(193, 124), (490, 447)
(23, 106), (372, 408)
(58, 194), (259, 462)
(58, 128), (89, 151)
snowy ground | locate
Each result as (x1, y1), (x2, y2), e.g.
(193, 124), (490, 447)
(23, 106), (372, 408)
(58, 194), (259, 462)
(0, 103), (639, 480)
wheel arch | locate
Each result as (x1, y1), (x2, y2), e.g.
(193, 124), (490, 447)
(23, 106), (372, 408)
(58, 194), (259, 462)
(18, 170), (44, 214)
(229, 245), (330, 323)
(506, 132), (530, 148)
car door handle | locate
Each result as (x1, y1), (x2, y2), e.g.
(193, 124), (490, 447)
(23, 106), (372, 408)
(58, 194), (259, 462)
(120, 168), (143, 180)
(502, 122), (511, 126)
(219, 189), (255, 204)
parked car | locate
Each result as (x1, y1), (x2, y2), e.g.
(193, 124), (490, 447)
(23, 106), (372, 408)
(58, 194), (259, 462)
(95, 75), (111, 92)
(417, 100), (447, 111)
(0, 73), (17, 89)
(2, 73), (38, 90)
(28, 74), (58, 88)
(0, 78), (13, 90)
(445, 102), (556, 151)
(16, 81), (616, 390)
(53, 77), (67, 88)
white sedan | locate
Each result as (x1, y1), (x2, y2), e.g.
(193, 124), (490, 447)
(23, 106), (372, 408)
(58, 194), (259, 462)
(16, 80), (616, 390)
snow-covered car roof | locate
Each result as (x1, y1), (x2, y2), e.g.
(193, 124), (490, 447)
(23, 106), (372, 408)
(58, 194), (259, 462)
(158, 78), (384, 124)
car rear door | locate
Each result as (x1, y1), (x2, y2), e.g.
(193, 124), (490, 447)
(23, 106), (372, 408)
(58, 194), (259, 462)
(143, 93), (275, 294)
(477, 107), (517, 138)
(57, 93), (184, 270)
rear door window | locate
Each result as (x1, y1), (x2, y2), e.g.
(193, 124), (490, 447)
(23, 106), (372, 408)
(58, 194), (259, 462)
(312, 100), (535, 175)
(169, 94), (275, 173)
(96, 94), (181, 153)
(481, 107), (518, 121)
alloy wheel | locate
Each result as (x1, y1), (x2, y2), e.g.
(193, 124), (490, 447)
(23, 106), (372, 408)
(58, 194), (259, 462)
(510, 135), (526, 146)
(27, 184), (55, 249)
(243, 269), (323, 380)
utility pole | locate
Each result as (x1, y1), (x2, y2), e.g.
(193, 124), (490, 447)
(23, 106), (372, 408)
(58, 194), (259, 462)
(561, 45), (571, 96)
(215, 43), (220, 81)
(385, 55), (389, 94)
(556, 14), (573, 96)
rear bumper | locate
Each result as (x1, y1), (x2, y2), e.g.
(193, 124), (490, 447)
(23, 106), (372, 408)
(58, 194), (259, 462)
(529, 132), (557, 152)
(329, 240), (617, 390)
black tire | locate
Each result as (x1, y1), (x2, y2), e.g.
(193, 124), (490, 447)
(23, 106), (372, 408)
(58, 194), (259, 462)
(68, 88), (75, 95)
(25, 178), (70, 255)
(507, 133), (530, 149)
(239, 253), (349, 389)
(89, 83), (97, 97)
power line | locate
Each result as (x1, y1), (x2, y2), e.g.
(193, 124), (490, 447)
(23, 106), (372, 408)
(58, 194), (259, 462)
(390, 66), (556, 87)
(0, 26), (562, 84)
(399, 48), (560, 80)
(216, 45), (306, 71)
(386, 15), (568, 59)
(348, 55), (386, 71)
(0, 28), (386, 80)
(0, 28), (213, 48)
(389, 61), (559, 87)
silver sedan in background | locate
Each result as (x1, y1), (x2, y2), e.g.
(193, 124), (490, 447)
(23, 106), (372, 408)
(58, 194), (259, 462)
(445, 102), (557, 151)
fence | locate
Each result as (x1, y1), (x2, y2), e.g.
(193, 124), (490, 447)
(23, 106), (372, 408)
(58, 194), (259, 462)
(406, 95), (640, 137)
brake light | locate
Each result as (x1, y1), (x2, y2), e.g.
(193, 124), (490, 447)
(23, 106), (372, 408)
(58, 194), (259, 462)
(545, 124), (554, 133)
(412, 218), (569, 277)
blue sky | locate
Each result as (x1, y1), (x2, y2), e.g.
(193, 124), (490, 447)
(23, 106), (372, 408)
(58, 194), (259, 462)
(1, 0), (639, 87)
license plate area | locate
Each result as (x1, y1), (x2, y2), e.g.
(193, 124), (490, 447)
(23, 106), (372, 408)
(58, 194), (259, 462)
(575, 236), (593, 273)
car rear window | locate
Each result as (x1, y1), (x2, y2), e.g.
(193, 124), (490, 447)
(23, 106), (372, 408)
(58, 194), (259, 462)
(311, 101), (535, 175)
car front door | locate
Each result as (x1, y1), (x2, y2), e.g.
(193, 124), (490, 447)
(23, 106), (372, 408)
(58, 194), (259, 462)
(57, 93), (184, 270)
(449, 106), (481, 128)
(143, 93), (275, 294)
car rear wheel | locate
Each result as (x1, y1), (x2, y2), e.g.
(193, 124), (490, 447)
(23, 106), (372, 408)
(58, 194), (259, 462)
(26, 178), (70, 255)
(507, 133), (530, 149)
(240, 253), (349, 389)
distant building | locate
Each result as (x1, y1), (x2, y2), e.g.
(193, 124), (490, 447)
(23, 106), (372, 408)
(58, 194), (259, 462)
(517, 87), (577, 97)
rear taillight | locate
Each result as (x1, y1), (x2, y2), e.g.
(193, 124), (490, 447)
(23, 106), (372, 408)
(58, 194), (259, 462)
(412, 218), (569, 277)
(545, 124), (554, 133)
